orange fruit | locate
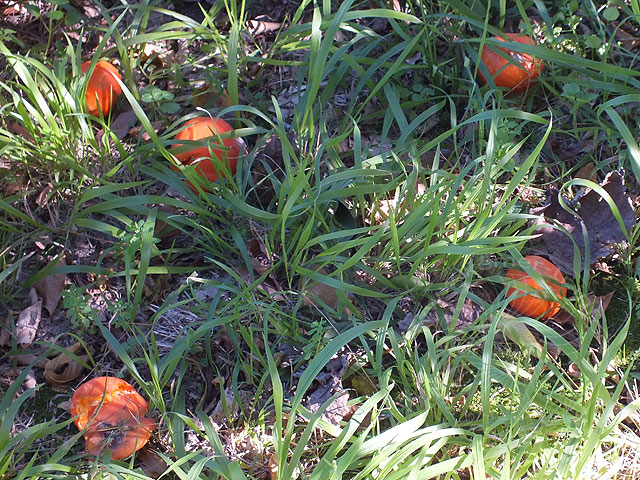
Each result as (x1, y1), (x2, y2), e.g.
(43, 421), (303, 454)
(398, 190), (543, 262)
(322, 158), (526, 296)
(81, 60), (122, 116)
(171, 117), (244, 184)
(478, 33), (543, 93)
(82, 402), (155, 460)
(70, 376), (154, 459)
(70, 377), (149, 431)
(506, 255), (566, 319)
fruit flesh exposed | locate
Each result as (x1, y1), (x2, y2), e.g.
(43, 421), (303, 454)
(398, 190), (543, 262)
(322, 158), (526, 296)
(506, 255), (567, 319)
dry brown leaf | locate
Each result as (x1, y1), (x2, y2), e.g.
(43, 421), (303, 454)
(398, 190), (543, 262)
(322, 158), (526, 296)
(129, 120), (164, 142)
(24, 369), (37, 397)
(567, 362), (581, 378)
(5, 120), (34, 143)
(552, 292), (614, 326)
(246, 16), (282, 36)
(44, 342), (90, 387)
(34, 255), (68, 316)
(609, 21), (640, 50)
(16, 288), (42, 346)
(574, 163), (598, 183)
(15, 353), (47, 368)
(306, 353), (357, 426)
(192, 83), (232, 110)
(35, 183), (54, 207)
(109, 108), (138, 140)
(268, 453), (278, 480)
(247, 236), (272, 276)
(139, 43), (164, 69)
(138, 448), (168, 479)
(302, 268), (339, 310)
(533, 172), (636, 273)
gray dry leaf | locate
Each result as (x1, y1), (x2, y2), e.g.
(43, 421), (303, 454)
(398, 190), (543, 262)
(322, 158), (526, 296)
(306, 354), (356, 426)
(533, 172), (636, 274)
(109, 108), (138, 140)
(34, 256), (68, 316)
(16, 288), (42, 346)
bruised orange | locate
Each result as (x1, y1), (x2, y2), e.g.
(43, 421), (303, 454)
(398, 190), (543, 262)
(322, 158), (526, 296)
(70, 377), (148, 430)
(83, 402), (155, 460)
(478, 33), (543, 93)
(171, 117), (244, 183)
(70, 377), (154, 460)
(81, 60), (122, 116)
(507, 255), (566, 319)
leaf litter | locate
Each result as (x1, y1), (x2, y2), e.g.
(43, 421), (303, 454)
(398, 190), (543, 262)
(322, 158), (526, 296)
(533, 171), (636, 274)
(305, 352), (357, 426)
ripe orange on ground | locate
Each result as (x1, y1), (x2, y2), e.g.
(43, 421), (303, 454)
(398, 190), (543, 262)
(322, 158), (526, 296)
(506, 255), (567, 319)
(81, 60), (122, 116)
(70, 377), (154, 460)
(171, 116), (244, 183)
(82, 402), (155, 460)
(477, 33), (543, 93)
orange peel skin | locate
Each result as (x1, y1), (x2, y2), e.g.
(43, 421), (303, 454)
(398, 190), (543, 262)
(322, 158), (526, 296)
(80, 60), (122, 117)
(506, 255), (567, 319)
(171, 116), (245, 185)
(477, 33), (544, 94)
(82, 402), (155, 460)
(70, 376), (155, 460)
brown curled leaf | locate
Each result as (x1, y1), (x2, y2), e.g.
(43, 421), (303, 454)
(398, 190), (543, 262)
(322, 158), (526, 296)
(44, 342), (90, 387)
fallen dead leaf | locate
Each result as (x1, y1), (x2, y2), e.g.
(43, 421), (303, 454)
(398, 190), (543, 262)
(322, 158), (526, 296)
(129, 120), (164, 142)
(568, 362), (581, 378)
(15, 353), (48, 368)
(192, 83), (233, 110)
(4, 120), (34, 143)
(138, 448), (168, 479)
(268, 453), (278, 480)
(16, 288), (42, 346)
(109, 108), (138, 140)
(44, 342), (91, 387)
(35, 183), (54, 208)
(608, 21), (640, 51)
(246, 16), (282, 36)
(302, 268), (340, 310)
(306, 353), (357, 426)
(247, 236), (272, 276)
(24, 369), (37, 397)
(139, 43), (164, 69)
(552, 292), (614, 326)
(574, 163), (598, 183)
(533, 172), (636, 274)
(34, 255), (68, 316)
